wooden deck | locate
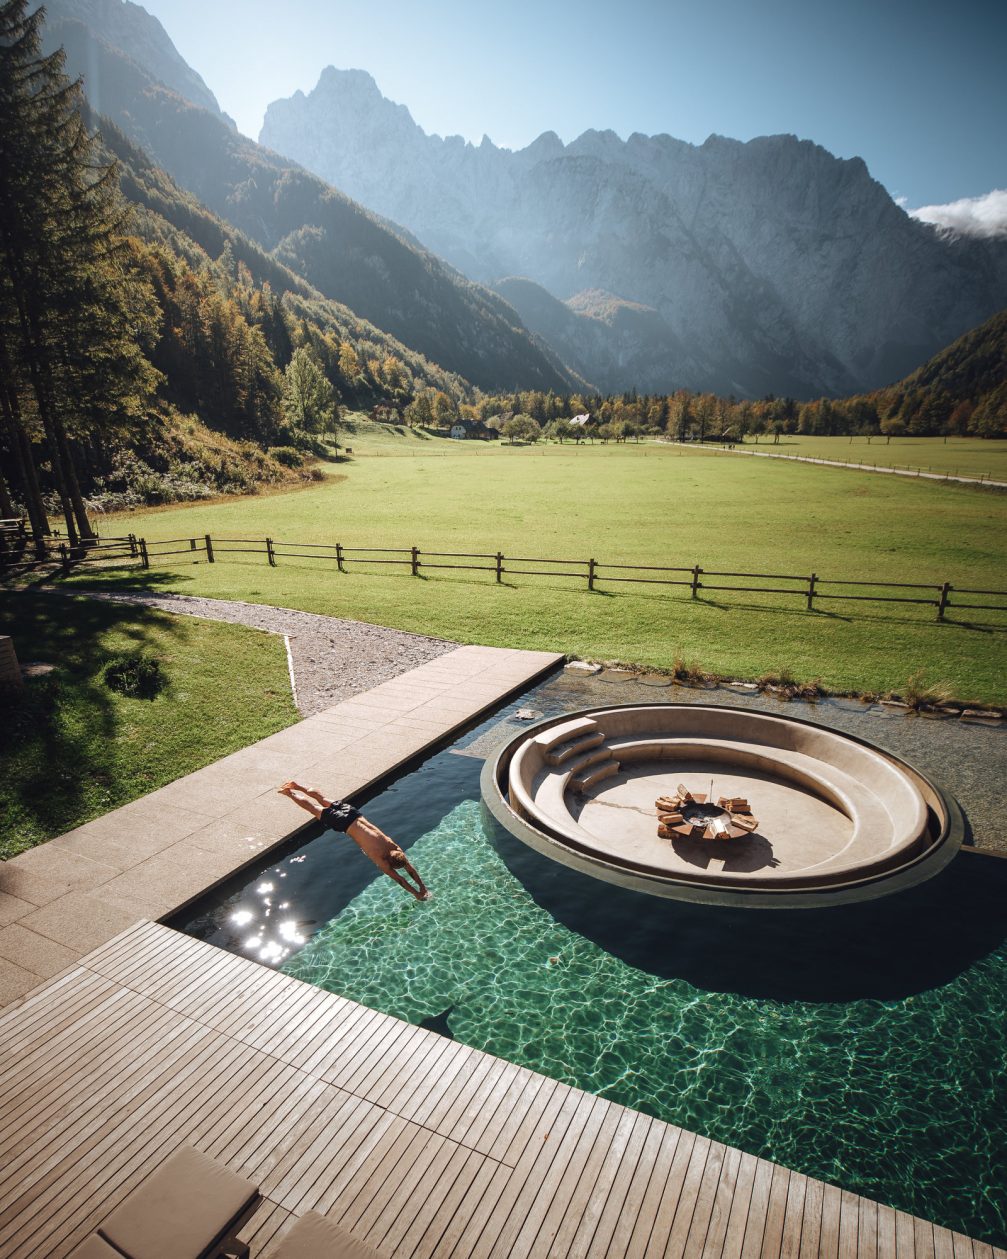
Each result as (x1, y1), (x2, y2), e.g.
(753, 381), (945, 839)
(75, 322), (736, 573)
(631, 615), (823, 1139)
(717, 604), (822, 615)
(0, 921), (1000, 1259)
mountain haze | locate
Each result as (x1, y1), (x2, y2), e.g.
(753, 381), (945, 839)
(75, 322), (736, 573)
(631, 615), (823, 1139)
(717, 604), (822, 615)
(261, 68), (1007, 399)
(40, 7), (580, 394)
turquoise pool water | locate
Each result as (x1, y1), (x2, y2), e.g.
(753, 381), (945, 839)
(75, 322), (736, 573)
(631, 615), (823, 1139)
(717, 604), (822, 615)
(177, 678), (1007, 1246)
(279, 797), (1006, 1245)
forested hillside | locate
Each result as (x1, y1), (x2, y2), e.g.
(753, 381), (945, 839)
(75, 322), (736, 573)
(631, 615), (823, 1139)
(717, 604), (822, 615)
(0, 0), (502, 542)
(42, 12), (581, 396)
(462, 308), (1006, 441)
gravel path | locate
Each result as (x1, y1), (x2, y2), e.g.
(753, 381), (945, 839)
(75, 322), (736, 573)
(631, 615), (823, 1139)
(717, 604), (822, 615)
(72, 591), (458, 715)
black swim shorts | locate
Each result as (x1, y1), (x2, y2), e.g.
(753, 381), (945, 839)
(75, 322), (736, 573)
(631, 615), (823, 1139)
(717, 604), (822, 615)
(320, 800), (361, 833)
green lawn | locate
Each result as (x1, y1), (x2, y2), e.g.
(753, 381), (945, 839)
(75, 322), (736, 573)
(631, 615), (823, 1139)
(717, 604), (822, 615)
(65, 441), (1007, 703)
(731, 435), (1007, 479)
(1, 592), (298, 856)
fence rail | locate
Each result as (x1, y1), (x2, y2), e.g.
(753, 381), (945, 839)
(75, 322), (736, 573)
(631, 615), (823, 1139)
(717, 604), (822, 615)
(10, 528), (1006, 623)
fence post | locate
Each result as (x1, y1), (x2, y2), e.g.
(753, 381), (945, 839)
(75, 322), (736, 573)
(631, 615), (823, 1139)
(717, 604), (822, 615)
(495, 552), (503, 583)
(588, 558), (596, 591)
(128, 533), (138, 558)
(937, 581), (951, 622)
(59, 542), (70, 576)
(691, 565), (702, 599)
(411, 546), (419, 577)
(139, 538), (149, 570)
(336, 542), (345, 573)
(204, 534), (214, 563)
(806, 572), (817, 611)
(189, 538), (196, 553)
(266, 537), (276, 567)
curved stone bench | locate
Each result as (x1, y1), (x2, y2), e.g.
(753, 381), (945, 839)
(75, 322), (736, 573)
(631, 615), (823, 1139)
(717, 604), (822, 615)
(501, 704), (946, 896)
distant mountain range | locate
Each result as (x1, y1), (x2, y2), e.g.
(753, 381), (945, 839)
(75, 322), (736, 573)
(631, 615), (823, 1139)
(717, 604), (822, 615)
(38, 2), (1007, 401)
(261, 67), (1007, 398)
(42, 1), (580, 395)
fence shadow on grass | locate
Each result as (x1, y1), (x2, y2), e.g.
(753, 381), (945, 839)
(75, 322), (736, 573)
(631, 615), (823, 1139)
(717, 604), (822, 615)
(1, 592), (188, 857)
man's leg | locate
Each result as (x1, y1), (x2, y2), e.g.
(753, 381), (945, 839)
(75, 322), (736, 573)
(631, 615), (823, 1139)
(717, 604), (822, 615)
(278, 782), (331, 819)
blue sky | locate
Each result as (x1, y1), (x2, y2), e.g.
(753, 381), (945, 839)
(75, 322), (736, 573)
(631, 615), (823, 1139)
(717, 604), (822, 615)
(141, 0), (1005, 208)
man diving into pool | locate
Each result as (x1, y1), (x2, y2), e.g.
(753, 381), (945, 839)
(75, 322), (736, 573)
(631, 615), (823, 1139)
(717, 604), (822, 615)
(278, 781), (431, 902)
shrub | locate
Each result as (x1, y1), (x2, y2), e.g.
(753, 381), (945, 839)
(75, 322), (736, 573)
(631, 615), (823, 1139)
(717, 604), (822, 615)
(268, 445), (306, 468)
(102, 652), (166, 700)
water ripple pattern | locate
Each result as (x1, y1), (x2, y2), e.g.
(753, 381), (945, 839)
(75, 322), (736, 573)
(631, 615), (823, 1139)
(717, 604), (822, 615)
(283, 800), (1007, 1246)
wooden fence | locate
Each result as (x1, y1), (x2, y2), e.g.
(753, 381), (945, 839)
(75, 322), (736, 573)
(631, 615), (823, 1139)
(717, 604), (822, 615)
(29, 530), (1004, 624)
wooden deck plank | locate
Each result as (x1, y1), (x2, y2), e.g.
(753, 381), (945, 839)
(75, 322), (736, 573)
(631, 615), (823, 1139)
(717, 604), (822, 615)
(406, 1042), (480, 1128)
(680, 1140), (728, 1259)
(622, 1123), (691, 1259)
(377, 1139), (476, 1257)
(798, 1178), (825, 1259)
(896, 1211), (917, 1259)
(858, 1196), (879, 1259)
(362, 1128), (453, 1246)
(0, 1005), (211, 1219)
(554, 1102), (638, 1259)
(0, 988), (167, 1146)
(951, 1232), (975, 1259)
(914, 1217), (937, 1259)
(651, 1132), (714, 1259)
(0, 1000), (205, 1174)
(521, 1093), (616, 1258)
(693, 1142), (743, 1259)
(485, 1087), (600, 1259)
(932, 1227), (955, 1259)
(493, 1069), (562, 1166)
(760, 1164), (793, 1259)
(0, 922), (992, 1259)
(335, 1122), (434, 1235)
(719, 1151), (761, 1259)
(398, 1145), (487, 1259)
(819, 1184), (843, 1259)
(839, 1191), (862, 1259)
(600, 1118), (668, 1259)
(877, 1206), (898, 1259)
(2, 1032), (258, 1257)
(436, 1160), (513, 1259)
(442, 1054), (512, 1147)
(23, 1038), (267, 1257)
(739, 1158), (777, 1259)
(778, 1172), (808, 1259)
(236, 1198), (296, 1259)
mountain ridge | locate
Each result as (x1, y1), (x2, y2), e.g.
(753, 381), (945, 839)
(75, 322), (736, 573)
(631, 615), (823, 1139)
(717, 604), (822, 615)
(40, 10), (582, 395)
(261, 66), (1007, 398)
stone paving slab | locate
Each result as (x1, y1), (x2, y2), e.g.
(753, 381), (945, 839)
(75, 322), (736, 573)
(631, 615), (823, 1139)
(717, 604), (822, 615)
(0, 644), (563, 1008)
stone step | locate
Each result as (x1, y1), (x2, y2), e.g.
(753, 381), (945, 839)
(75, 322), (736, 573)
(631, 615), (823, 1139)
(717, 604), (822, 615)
(546, 731), (605, 766)
(531, 715), (600, 753)
(571, 760), (621, 792)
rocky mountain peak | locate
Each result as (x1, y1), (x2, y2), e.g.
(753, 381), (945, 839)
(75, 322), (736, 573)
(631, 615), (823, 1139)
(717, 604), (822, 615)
(43, 0), (231, 122)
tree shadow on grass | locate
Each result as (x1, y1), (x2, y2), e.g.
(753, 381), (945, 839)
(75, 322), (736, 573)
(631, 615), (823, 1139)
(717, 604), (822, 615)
(0, 590), (188, 856)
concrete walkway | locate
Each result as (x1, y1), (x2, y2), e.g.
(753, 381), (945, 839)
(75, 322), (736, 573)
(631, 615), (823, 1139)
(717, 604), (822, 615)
(686, 443), (1007, 488)
(0, 643), (563, 1008)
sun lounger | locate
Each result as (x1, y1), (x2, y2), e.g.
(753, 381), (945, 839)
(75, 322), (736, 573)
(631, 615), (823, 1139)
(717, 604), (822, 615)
(273, 1210), (384, 1258)
(69, 1145), (260, 1259)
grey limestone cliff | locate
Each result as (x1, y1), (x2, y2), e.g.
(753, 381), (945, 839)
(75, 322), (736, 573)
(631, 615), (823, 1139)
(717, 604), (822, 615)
(261, 68), (1007, 398)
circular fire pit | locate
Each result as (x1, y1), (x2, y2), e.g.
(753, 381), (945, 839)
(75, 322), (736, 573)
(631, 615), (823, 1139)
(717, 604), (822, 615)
(481, 703), (962, 906)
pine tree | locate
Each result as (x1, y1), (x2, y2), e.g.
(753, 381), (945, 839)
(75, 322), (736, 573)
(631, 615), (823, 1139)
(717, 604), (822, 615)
(0, 0), (159, 547)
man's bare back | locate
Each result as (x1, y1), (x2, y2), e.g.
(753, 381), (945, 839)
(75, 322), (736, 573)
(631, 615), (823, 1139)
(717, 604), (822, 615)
(278, 781), (430, 901)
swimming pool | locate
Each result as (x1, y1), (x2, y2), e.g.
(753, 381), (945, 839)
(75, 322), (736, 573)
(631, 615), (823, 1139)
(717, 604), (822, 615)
(175, 673), (1007, 1246)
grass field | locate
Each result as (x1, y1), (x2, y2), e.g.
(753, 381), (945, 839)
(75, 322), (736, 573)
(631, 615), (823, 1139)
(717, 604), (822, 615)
(65, 436), (1007, 703)
(727, 435), (1007, 479)
(1, 593), (298, 855)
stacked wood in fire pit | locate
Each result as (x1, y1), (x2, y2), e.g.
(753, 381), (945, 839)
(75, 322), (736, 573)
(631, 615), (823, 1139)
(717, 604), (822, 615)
(655, 784), (759, 841)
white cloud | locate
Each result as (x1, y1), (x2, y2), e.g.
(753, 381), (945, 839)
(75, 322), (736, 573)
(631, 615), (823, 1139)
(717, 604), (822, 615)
(908, 189), (1007, 240)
